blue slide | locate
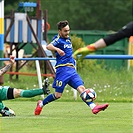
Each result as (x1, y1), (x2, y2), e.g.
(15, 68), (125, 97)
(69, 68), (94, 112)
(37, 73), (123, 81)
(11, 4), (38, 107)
(41, 40), (56, 71)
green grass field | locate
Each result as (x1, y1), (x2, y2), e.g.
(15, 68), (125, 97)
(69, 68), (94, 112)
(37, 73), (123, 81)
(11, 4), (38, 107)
(0, 101), (132, 133)
(0, 64), (132, 133)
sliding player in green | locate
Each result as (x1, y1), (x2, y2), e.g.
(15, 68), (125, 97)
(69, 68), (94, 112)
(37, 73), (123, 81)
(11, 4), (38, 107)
(0, 56), (50, 116)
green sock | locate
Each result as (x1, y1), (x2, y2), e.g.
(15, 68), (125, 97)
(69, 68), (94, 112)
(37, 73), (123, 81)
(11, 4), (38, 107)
(20, 89), (43, 98)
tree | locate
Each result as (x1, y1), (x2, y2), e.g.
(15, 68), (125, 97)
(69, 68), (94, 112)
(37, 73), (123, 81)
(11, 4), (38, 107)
(4, 0), (132, 31)
(41, 0), (132, 30)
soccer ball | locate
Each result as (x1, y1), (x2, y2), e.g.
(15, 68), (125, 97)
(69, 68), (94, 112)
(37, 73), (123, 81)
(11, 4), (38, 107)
(82, 88), (97, 102)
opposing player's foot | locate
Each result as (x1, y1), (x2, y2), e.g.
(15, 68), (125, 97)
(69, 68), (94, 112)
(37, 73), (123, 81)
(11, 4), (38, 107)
(34, 100), (43, 115)
(42, 78), (50, 95)
(92, 103), (109, 114)
(0, 107), (15, 117)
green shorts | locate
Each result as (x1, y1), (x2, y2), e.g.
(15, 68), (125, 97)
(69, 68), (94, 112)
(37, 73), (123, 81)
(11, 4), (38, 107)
(0, 86), (10, 101)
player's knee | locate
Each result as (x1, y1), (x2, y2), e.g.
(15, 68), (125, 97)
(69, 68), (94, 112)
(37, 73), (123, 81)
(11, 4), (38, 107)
(77, 85), (86, 94)
(54, 92), (62, 99)
(14, 89), (22, 98)
(55, 96), (61, 99)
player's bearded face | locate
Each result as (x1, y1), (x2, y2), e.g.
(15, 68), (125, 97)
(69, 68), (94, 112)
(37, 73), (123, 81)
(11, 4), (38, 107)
(59, 25), (70, 38)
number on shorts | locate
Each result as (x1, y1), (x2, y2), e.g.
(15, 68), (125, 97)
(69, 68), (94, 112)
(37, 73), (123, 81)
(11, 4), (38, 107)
(56, 80), (62, 87)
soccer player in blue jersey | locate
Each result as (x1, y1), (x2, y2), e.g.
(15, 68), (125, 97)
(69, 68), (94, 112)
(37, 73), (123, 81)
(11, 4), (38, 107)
(34, 20), (109, 115)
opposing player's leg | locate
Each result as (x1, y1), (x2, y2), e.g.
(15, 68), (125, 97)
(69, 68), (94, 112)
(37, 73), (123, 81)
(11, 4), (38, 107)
(14, 79), (50, 98)
(0, 87), (16, 116)
(0, 106), (15, 117)
(0, 101), (15, 117)
(0, 80), (50, 117)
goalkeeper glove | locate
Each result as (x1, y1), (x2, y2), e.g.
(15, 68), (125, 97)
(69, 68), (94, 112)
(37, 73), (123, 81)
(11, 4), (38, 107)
(73, 44), (96, 59)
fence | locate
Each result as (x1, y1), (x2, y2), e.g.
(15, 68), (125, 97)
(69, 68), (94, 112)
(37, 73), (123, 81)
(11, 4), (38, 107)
(1, 55), (133, 100)
(0, 55), (133, 61)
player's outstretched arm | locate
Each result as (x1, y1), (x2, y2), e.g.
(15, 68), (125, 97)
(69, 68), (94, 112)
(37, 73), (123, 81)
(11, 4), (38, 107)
(0, 55), (15, 76)
(73, 44), (96, 59)
(73, 37), (109, 59)
(73, 21), (132, 59)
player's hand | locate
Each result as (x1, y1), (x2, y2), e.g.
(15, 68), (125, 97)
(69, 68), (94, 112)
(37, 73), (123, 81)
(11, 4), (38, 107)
(9, 55), (15, 64)
(56, 48), (65, 56)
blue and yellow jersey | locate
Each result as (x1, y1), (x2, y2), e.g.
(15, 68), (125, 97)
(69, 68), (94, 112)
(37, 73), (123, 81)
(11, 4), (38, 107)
(50, 34), (76, 68)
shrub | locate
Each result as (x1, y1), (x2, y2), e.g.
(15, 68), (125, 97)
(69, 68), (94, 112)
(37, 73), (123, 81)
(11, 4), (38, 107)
(70, 34), (85, 51)
(70, 34), (104, 71)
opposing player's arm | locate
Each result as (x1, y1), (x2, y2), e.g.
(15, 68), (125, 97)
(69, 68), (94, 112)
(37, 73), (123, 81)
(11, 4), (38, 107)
(73, 22), (132, 59)
(73, 44), (96, 59)
(0, 55), (15, 76)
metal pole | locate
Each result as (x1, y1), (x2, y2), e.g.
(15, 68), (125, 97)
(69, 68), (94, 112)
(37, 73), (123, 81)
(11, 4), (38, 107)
(0, 0), (4, 84)
(35, 60), (44, 99)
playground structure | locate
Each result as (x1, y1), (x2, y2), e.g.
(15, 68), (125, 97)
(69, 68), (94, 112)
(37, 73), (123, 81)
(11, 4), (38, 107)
(4, 0), (55, 80)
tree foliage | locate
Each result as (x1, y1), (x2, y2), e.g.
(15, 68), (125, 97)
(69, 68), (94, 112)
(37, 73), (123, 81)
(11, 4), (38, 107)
(4, 0), (132, 31)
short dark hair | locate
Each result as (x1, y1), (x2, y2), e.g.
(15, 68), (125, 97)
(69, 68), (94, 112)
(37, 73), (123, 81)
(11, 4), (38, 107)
(57, 20), (69, 30)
